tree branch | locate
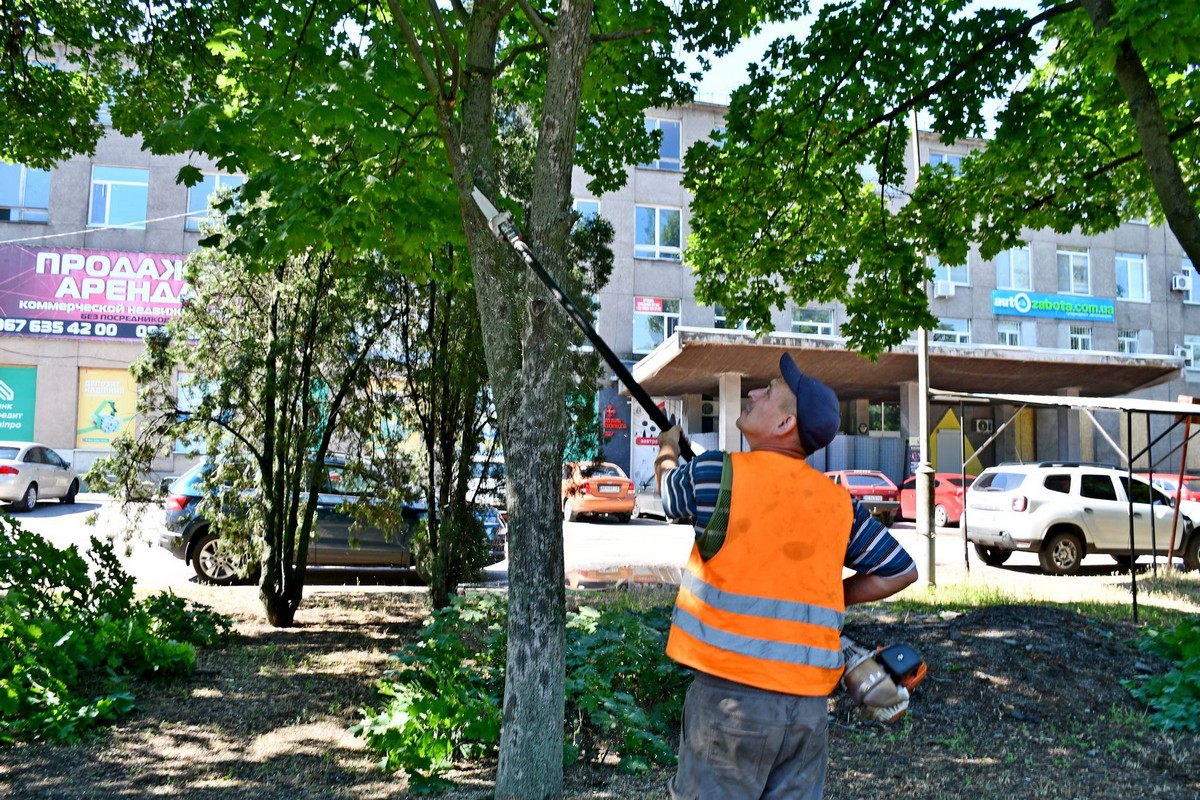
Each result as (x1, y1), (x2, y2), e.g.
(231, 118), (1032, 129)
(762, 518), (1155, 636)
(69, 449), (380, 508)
(514, 0), (553, 43)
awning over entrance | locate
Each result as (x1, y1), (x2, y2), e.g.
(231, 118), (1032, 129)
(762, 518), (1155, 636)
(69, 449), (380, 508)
(630, 328), (1183, 403)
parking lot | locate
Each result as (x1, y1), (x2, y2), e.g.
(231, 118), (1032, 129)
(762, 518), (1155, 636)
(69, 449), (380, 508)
(6, 494), (1183, 611)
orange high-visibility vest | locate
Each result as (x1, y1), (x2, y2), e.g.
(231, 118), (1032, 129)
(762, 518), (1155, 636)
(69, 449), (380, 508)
(666, 450), (852, 696)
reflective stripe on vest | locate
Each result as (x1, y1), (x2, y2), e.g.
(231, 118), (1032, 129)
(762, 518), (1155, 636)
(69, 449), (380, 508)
(666, 450), (852, 695)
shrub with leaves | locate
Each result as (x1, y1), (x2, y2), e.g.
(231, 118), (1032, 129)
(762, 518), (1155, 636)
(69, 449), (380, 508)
(0, 519), (233, 743)
(1126, 618), (1200, 733)
(354, 591), (685, 792)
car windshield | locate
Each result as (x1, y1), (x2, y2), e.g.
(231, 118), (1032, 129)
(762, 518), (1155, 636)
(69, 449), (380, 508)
(946, 477), (970, 486)
(582, 464), (624, 478)
(0, 447), (20, 459)
(846, 474), (890, 488)
(974, 471), (1026, 491)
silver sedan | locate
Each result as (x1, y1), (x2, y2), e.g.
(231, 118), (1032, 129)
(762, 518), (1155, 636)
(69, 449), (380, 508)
(0, 441), (80, 511)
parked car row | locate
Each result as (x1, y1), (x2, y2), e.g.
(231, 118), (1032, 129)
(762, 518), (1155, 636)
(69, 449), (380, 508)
(158, 459), (507, 585)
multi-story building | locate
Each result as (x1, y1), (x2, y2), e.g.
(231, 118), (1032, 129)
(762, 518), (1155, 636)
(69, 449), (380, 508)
(2, 99), (1195, 489)
(576, 103), (1196, 491)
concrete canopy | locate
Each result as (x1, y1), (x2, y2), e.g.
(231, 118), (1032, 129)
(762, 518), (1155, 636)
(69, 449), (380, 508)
(629, 328), (1183, 403)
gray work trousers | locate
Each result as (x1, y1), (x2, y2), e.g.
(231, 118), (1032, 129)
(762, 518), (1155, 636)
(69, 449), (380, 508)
(669, 672), (829, 800)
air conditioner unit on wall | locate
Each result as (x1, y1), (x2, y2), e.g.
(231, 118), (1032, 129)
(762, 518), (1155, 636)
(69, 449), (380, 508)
(933, 280), (955, 298)
(975, 419), (994, 434)
(1172, 273), (1193, 292)
(1175, 343), (1195, 363)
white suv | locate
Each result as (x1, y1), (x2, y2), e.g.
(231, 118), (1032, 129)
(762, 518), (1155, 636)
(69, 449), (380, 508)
(965, 462), (1200, 575)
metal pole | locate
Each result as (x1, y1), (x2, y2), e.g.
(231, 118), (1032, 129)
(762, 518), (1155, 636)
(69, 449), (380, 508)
(1127, 411), (1139, 623)
(911, 115), (935, 585)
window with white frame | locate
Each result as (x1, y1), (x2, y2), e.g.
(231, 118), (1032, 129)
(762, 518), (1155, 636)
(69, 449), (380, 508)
(995, 245), (1031, 290)
(997, 320), (1021, 346)
(1184, 259), (1198, 304)
(713, 304), (746, 330)
(1115, 252), (1148, 301)
(930, 256), (968, 286)
(186, 173), (245, 231)
(572, 198), (599, 223)
(632, 296), (680, 354)
(1069, 325), (1093, 351)
(88, 166), (149, 228)
(791, 307), (835, 336)
(928, 152), (963, 174)
(1057, 247), (1090, 294)
(634, 205), (681, 260)
(1182, 334), (1200, 370)
(641, 118), (681, 171)
(0, 161), (50, 222)
(931, 318), (970, 344)
(1118, 328), (1140, 354)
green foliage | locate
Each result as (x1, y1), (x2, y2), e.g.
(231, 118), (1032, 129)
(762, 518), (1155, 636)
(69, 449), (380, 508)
(0, 518), (233, 743)
(1126, 618), (1200, 733)
(354, 592), (685, 790)
(686, 0), (1200, 357)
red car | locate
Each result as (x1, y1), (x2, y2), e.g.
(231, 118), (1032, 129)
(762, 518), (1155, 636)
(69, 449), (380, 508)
(824, 470), (900, 526)
(1135, 472), (1200, 503)
(898, 473), (975, 527)
(561, 461), (635, 523)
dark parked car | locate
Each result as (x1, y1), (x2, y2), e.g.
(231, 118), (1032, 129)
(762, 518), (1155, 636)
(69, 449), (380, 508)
(159, 459), (430, 584)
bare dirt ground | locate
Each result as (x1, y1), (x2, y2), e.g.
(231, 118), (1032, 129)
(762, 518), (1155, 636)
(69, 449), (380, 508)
(2, 568), (1199, 799)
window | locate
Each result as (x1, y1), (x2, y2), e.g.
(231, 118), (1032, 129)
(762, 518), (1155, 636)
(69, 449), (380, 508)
(0, 161), (50, 222)
(1080, 474), (1117, 501)
(1069, 325), (1093, 351)
(1057, 247), (1090, 294)
(634, 205), (681, 260)
(997, 320), (1021, 346)
(791, 308), (835, 336)
(930, 256), (968, 286)
(1118, 328), (1140, 354)
(1043, 474), (1071, 494)
(713, 305), (746, 330)
(931, 318), (970, 344)
(868, 402), (901, 432)
(1184, 259), (1198, 304)
(1115, 252), (1148, 301)
(186, 173), (245, 231)
(88, 166), (149, 228)
(572, 198), (599, 223)
(928, 152), (963, 174)
(995, 245), (1031, 290)
(1183, 334), (1200, 370)
(641, 118), (681, 171)
(632, 296), (680, 354)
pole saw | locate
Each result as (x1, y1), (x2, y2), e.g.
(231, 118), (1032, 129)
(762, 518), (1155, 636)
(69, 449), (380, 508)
(471, 188), (694, 461)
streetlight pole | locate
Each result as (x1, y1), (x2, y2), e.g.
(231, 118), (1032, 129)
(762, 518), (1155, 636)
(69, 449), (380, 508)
(912, 115), (936, 585)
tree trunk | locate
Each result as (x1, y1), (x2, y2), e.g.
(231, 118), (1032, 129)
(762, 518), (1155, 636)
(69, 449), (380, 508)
(1081, 0), (1200, 266)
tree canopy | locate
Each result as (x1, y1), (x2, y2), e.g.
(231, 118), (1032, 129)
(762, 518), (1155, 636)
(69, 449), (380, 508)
(686, 0), (1200, 356)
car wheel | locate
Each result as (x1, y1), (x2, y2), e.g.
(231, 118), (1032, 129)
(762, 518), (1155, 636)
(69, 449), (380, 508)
(191, 530), (246, 585)
(564, 497), (579, 523)
(615, 513), (631, 524)
(61, 479), (79, 505)
(13, 483), (37, 512)
(974, 544), (1011, 566)
(1038, 531), (1084, 575)
(1182, 533), (1200, 572)
(933, 504), (949, 528)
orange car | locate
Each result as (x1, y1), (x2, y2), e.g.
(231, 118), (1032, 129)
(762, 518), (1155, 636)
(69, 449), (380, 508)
(562, 461), (635, 523)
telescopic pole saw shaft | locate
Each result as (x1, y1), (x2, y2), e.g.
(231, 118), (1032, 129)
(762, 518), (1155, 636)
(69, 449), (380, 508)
(471, 188), (693, 461)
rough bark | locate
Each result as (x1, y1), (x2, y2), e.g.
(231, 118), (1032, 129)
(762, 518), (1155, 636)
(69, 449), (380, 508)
(1081, 0), (1200, 266)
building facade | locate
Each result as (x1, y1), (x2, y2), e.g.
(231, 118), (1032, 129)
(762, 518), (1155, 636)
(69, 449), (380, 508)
(2, 98), (1197, 488)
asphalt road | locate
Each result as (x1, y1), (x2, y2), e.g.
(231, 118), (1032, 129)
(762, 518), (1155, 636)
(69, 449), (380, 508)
(4, 495), (1174, 611)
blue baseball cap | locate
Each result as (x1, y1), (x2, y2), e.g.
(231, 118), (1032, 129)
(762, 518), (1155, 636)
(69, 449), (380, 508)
(779, 353), (840, 453)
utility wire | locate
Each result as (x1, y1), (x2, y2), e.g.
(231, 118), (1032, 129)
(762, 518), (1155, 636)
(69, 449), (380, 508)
(0, 211), (200, 245)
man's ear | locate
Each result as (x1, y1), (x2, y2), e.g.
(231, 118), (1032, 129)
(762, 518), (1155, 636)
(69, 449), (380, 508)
(778, 413), (799, 438)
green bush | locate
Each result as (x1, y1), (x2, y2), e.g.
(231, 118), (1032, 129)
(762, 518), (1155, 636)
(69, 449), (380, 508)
(1126, 618), (1200, 733)
(354, 592), (685, 792)
(0, 519), (233, 743)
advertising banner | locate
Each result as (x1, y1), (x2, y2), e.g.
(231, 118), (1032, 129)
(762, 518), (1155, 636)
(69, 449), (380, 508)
(0, 245), (187, 341)
(0, 366), (37, 439)
(76, 367), (137, 449)
(991, 290), (1115, 322)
